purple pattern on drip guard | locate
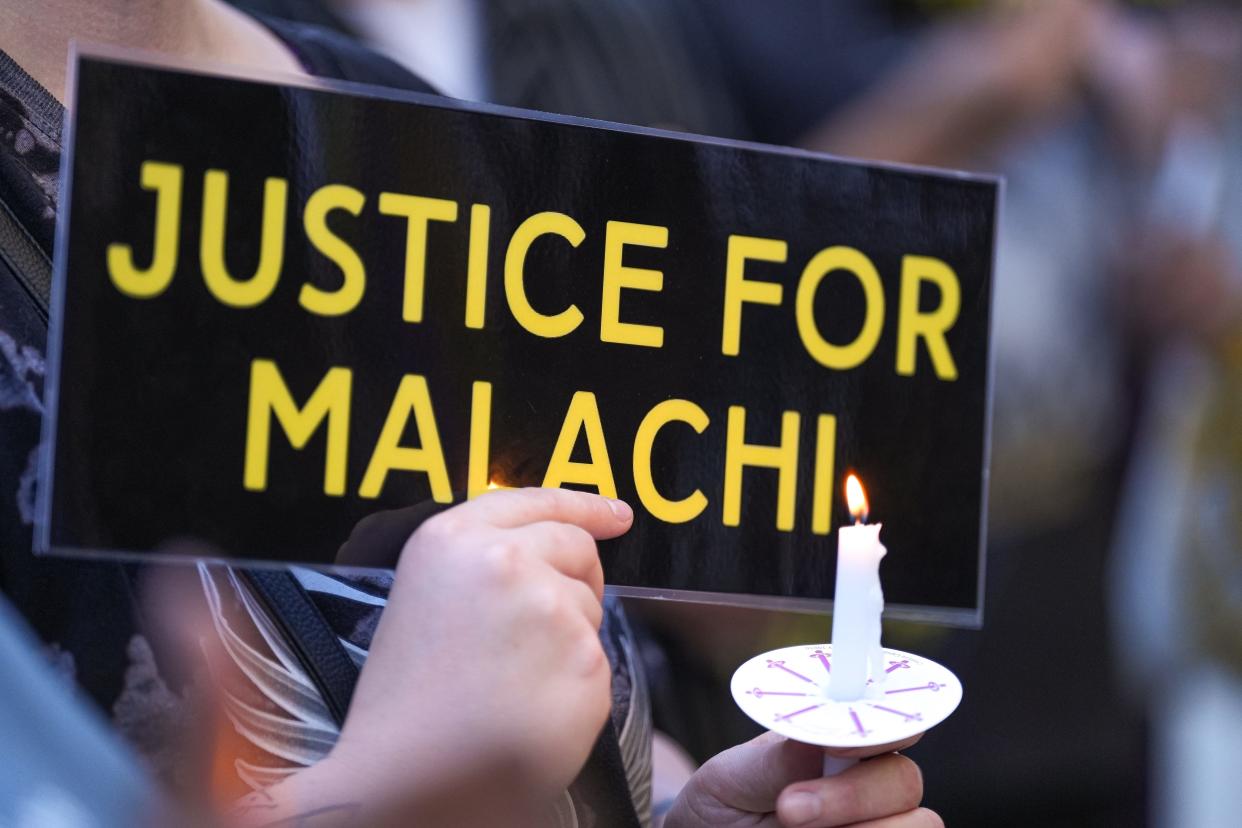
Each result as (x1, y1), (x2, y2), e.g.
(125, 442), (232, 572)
(774, 703), (824, 722)
(812, 649), (831, 674)
(849, 708), (868, 736)
(767, 659), (815, 684)
(885, 682), (945, 695)
(748, 688), (813, 698)
(869, 704), (923, 722)
(886, 659), (911, 673)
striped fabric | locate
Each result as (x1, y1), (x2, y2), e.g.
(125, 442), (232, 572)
(201, 564), (653, 825)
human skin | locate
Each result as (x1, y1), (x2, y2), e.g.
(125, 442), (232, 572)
(664, 731), (938, 828)
(230, 487), (633, 827)
(0, 0), (302, 103)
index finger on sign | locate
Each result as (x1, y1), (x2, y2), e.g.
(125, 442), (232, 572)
(455, 487), (634, 538)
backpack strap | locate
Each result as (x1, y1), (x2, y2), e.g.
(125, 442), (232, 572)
(240, 569), (359, 728)
(0, 190), (51, 319)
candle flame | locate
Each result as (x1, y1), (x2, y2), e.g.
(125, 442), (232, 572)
(846, 474), (869, 523)
(487, 479), (501, 490)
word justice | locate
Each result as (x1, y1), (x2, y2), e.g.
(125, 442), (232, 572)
(243, 360), (843, 534)
(107, 162), (963, 379)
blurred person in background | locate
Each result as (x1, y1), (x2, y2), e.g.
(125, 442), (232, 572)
(1105, 6), (1242, 828)
(229, 0), (1242, 824)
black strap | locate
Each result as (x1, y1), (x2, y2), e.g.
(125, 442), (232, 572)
(572, 720), (643, 828)
(240, 569), (359, 728)
(0, 191), (51, 319)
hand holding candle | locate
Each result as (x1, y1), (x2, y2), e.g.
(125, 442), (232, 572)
(730, 472), (963, 781)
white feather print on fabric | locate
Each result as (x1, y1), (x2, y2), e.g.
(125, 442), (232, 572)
(200, 571), (334, 731)
(290, 568), (387, 606)
(551, 790), (580, 828)
(221, 689), (339, 765)
(224, 569), (314, 680)
(197, 565), (343, 788)
(338, 636), (368, 669)
(618, 626), (653, 826)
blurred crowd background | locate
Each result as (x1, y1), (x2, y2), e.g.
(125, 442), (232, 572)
(223, 0), (1242, 824)
(3, 0), (1239, 824)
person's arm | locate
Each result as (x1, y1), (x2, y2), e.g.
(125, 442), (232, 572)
(801, 0), (1108, 169)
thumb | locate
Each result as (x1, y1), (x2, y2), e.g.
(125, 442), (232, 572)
(696, 732), (822, 814)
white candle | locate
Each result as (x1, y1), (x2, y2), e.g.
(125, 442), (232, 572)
(829, 474), (887, 701)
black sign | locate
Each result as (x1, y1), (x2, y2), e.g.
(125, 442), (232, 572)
(40, 53), (997, 623)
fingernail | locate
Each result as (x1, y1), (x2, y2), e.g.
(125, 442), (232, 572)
(607, 499), (633, 522)
(781, 791), (822, 825)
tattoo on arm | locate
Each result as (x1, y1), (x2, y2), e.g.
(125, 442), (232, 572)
(230, 791), (362, 827)
(232, 788), (277, 815)
(257, 803), (362, 827)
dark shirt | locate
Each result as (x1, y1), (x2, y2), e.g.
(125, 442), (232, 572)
(677, 0), (916, 146)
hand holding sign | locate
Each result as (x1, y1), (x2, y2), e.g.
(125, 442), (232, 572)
(330, 488), (631, 807)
